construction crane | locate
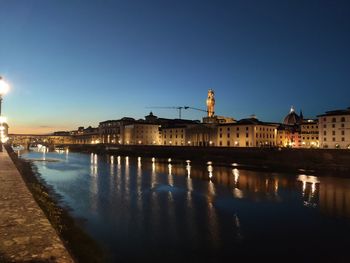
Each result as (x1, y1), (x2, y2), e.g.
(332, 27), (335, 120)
(184, 106), (209, 115)
(146, 106), (185, 119)
(147, 106), (210, 119)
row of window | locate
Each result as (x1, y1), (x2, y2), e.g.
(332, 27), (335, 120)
(219, 126), (275, 132)
(163, 129), (185, 133)
(302, 137), (319, 140)
(324, 131), (346, 136)
(256, 134), (275, 139)
(323, 117), (347, 122)
(163, 135), (184, 139)
(217, 141), (275, 147)
(323, 123), (346, 128)
(324, 137), (346, 142)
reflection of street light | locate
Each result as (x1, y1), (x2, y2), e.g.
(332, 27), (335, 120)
(0, 76), (10, 152)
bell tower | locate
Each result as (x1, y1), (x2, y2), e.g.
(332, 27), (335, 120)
(206, 89), (215, 117)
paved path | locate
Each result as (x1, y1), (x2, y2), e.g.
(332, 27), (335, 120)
(0, 147), (74, 262)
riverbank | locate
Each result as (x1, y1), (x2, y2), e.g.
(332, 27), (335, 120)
(67, 144), (350, 176)
(5, 145), (107, 263)
(0, 146), (73, 262)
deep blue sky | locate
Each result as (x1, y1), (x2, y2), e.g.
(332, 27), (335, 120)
(1, 0), (349, 133)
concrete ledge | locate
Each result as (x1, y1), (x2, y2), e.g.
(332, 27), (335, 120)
(0, 149), (74, 262)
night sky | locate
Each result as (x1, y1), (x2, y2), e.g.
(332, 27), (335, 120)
(1, 0), (349, 133)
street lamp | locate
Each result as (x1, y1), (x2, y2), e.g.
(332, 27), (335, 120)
(0, 77), (10, 114)
(0, 76), (10, 152)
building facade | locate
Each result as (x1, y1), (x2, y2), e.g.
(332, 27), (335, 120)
(161, 126), (186, 146)
(300, 119), (319, 148)
(217, 118), (278, 147)
(124, 123), (161, 145)
(186, 123), (217, 146)
(318, 108), (350, 149)
(99, 117), (135, 144)
(72, 126), (100, 144)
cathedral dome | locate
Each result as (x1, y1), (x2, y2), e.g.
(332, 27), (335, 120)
(283, 106), (301, 125)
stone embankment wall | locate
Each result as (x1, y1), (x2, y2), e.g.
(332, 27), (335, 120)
(68, 144), (350, 175)
(0, 147), (74, 262)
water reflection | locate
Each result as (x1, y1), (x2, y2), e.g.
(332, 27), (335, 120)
(137, 156), (141, 168)
(90, 153), (98, 212)
(208, 163), (213, 179)
(319, 177), (350, 218)
(21, 152), (350, 262)
(298, 175), (320, 208)
(186, 160), (191, 178)
(110, 155), (114, 177)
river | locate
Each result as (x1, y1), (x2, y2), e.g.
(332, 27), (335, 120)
(21, 150), (350, 262)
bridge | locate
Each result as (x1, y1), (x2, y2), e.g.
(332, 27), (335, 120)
(8, 134), (73, 149)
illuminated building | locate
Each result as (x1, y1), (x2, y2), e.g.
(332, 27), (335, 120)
(277, 125), (292, 147)
(124, 122), (160, 145)
(300, 119), (319, 148)
(99, 117), (135, 144)
(277, 107), (303, 148)
(217, 117), (278, 147)
(71, 126), (99, 144)
(318, 107), (350, 149)
(161, 126), (186, 146)
(185, 123), (217, 146)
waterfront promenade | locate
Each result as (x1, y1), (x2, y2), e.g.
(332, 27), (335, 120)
(0, 147), (73, 262)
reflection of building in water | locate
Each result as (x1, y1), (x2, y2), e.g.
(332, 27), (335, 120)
(207, 163), (213, 178)
(186, 161), (191, 177)
(168, 163), (174, 186)
(233, 213), (243, 241)
(319, 178), (350, 218)
(214, 167), (291, 201)
(297, 175), (319, 208)
(297, 175), (350, 218)
(90, 153), (99, 212)
(155, 161), (187, 177)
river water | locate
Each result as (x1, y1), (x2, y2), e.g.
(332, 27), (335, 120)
(21, 150), (350, 262)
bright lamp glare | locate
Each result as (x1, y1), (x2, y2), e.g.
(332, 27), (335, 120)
(0, 116), (7, 123)
(0, 78), (10, 95)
